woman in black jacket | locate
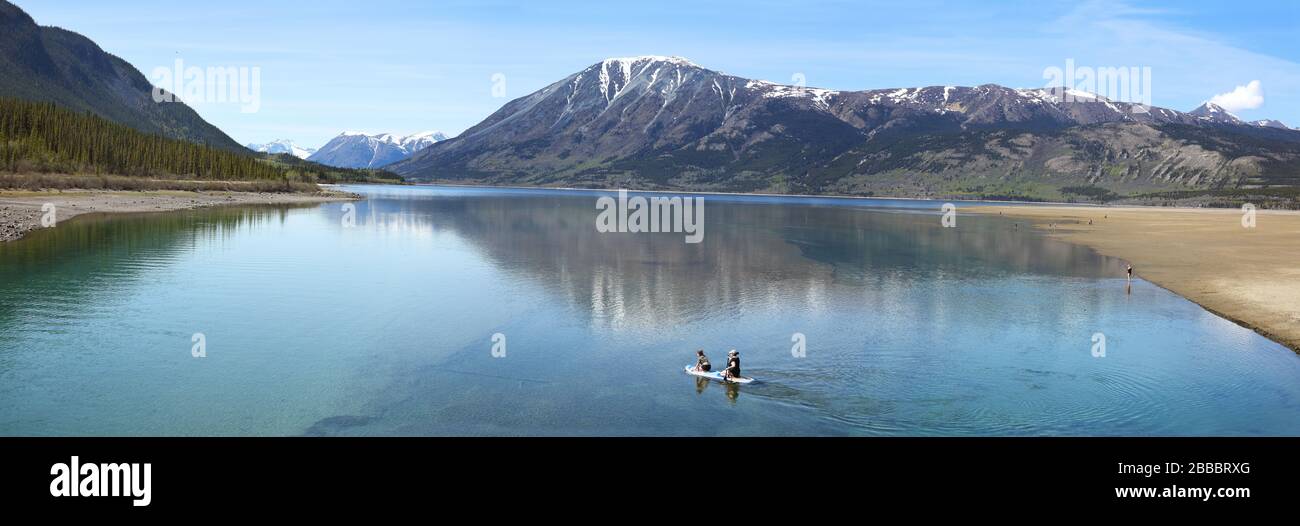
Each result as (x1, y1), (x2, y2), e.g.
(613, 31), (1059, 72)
(722, 350), (741, 381)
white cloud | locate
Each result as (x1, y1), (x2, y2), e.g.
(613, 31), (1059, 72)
(1209, 80), (1264, 111)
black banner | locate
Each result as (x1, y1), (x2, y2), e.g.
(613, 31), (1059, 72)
(0, 437), (1289, 514)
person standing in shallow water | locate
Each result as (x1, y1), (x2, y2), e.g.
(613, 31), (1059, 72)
(1127, 264), (1133, 281)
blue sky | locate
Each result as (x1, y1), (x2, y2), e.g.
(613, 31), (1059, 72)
(18, 0), (1300, 147)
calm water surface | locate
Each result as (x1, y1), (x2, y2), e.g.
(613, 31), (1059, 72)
(1, 184), (1298, 436)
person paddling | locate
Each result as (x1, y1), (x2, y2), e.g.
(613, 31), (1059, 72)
(693, 350), (712, 372)
(722, 350), (742, 381)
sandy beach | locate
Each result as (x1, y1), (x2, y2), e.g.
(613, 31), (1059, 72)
(0, 189), (358, 243)
(974, 205), (1300, 353)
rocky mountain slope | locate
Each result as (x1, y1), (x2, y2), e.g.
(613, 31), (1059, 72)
(307, 131), (447, 169)
(0, 0), (242, 150)
(393, 56), (1300, 201)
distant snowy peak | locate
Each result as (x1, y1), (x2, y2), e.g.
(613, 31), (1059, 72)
(744, 79), (840, 108)
(340, 131), (447, 149)
(306, 131), (449, 169)
(1193, 101), (1231, 115)
(598, 56), (700, 73)
(586, 56), (701, 105)
(392, 55), (1300, 184)
(246, 139), (316, 159)
(481, 56), (1297, 139)
(395, 131), (449, 152)
(549, 57), (1187, 127)
(1189, 102), (1243, 124)
(565, 56), (841, 110)
(1251, 119), (1290, 130)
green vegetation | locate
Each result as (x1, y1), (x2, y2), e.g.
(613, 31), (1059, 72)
(1132, 187), (1300, 209)
(260, 153), (405, 185)
(0, 1), (244, 149)
(1060, 185), (1120, 202)
(1, 96), (284, 179)
(0, 97), (399, 188)
(0, 173), (319, 192)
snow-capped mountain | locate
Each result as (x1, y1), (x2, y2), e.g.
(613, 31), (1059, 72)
(246, 139), (316, 159)
(1191, 104), (1292, 130)
(397, 131), (449, 152)
(392, 56), (1300, 200)
(1251, 119), (1290, 129)
(307, 131), (448, 169)
(1188, 102), (1243, 124)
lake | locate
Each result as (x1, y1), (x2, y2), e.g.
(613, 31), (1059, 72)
(2, 184), (1299, 436)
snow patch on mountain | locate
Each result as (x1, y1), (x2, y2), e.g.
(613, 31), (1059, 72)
(306, 131), (449, 169)
(745, 79), (840, 108)
(1189, 102), (1243, 124)
(1251, 119), (1290, 129)
(246, 139), (316, 159)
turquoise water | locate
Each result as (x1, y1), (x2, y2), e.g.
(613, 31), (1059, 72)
(1, 184), (1298, 436)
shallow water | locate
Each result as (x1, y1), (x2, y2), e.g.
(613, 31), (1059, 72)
(1, 184), (1298, 436)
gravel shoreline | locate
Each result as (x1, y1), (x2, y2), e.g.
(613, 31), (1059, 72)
(974, 205), (1300, 354)
(0, 189), (359, 243)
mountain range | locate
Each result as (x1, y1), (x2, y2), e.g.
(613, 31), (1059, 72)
(247, 139), (317, 160)
(5, 0), (1300, 205)
(0, 0), (419, 182)
(0, 0), (241, 150)
(392, 56), (1300, 201)
(1251, 119), (1290, 129)
(306, 131), (448, 169)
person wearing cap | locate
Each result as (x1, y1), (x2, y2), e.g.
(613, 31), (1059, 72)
(722, 349), (741, 381)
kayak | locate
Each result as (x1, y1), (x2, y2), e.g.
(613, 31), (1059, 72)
(684, 365), (755, 384)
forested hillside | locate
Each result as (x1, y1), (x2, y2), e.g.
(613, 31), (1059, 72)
(0, 0), (242, 149)
(0, 97), (401, 185)
(1, 97), (283, 179)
